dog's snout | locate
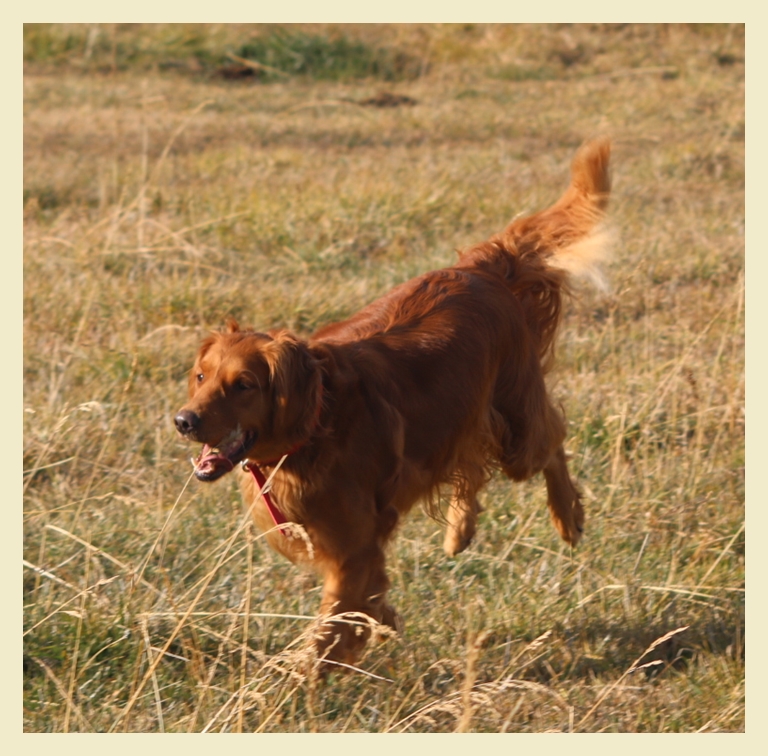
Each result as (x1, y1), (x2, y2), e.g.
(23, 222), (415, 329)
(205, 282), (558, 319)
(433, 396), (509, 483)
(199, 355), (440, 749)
(175, 409), (201, 436)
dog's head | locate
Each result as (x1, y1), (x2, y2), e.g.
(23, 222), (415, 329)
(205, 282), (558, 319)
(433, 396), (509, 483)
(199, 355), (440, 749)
(175, 320), (321, 482)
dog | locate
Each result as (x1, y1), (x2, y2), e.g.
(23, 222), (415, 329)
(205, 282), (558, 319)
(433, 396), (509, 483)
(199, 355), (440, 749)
(175, 138), (611, 669)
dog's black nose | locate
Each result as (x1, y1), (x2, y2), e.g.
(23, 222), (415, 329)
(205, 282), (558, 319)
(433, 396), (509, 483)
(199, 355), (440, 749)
(175, 409), (201, 435)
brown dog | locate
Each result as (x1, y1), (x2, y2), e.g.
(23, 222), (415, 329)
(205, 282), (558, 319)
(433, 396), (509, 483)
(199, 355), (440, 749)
(175, 138), (611, 668)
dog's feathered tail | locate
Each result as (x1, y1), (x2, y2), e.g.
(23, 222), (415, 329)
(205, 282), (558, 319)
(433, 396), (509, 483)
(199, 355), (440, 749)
(459, 137), (612, 371)
(513, 135), (612, 289)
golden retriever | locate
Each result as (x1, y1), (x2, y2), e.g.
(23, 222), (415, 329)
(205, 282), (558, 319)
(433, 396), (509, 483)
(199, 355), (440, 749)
(175, 138), (611, 669)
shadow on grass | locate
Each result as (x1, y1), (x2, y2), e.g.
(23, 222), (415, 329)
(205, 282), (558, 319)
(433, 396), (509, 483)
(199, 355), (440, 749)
(523, 609), (744, 685)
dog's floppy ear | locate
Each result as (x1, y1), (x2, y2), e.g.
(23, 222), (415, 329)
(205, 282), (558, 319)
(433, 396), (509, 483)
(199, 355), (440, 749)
(262, 330), (321, 444)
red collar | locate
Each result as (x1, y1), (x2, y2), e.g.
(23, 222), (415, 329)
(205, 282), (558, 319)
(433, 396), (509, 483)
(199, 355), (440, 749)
(242, 461), (290, 535)
(242, 381), (324, 538)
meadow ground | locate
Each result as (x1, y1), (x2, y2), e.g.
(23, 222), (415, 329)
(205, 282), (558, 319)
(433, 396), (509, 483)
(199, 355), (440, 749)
(23, 23), (744, 732)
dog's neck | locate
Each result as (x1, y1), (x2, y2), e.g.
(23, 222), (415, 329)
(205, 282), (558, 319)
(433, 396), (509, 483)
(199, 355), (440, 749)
(259, 376), (325, 467)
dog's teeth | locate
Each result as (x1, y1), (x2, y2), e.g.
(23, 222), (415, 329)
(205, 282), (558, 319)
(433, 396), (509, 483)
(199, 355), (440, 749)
(211, 447), (220, 454)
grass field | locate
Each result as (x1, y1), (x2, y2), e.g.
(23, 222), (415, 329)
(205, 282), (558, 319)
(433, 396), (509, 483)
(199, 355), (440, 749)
(22, 23), (745, 732)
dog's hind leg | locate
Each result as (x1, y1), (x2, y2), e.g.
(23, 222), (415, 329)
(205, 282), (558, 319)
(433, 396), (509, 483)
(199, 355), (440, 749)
(497, 438), (583, 546)
(542, 445), (584, 546)
(493, 385), (584, 546)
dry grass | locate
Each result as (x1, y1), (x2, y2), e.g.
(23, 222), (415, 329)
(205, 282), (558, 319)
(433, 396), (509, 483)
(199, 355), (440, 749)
(23, 23), (744, 732)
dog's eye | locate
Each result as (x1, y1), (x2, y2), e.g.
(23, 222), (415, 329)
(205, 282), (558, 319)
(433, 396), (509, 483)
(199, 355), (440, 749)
(234, 379), (253, 392)
(196, 373), (204, 383)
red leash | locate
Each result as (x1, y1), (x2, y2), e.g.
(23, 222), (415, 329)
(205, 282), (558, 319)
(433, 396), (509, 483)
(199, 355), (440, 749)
(243, 460), (290, 536)
(242, 381), (324, 538)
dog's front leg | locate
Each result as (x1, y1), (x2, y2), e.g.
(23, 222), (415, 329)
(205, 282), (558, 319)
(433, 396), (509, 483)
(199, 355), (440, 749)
(314, 545), (395, 667)
(444, 491), (483, 556)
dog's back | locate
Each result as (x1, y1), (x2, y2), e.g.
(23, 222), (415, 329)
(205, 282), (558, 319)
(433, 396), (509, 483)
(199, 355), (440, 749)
(315, 137), (611, 363)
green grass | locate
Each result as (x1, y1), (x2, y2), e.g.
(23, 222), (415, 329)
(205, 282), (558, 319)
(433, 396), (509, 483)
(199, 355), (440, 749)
(23, 23), (744, 732)
(23, 23), (422, 81)
(234, 31), (422, 82)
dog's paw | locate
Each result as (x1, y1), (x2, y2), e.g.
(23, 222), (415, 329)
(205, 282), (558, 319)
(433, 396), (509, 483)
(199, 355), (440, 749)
(553, 504), (584, 547)
(380, 604), (404, 635)
(443, 524), (476, 556)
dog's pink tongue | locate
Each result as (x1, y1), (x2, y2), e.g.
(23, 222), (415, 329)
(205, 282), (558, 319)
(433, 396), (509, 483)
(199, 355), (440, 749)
(195, 445), (234, 477)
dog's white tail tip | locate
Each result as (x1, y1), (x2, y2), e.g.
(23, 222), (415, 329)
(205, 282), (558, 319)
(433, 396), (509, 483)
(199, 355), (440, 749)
(548, 226), (616, 293)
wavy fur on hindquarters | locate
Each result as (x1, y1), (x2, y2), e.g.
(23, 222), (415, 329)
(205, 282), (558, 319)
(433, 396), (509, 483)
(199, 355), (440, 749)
(442, 138), (611, 552)
(457, 136), (612, 372)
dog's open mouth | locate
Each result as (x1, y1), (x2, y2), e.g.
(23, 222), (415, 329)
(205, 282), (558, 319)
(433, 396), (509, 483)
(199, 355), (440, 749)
(193, 430), (257, 482)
